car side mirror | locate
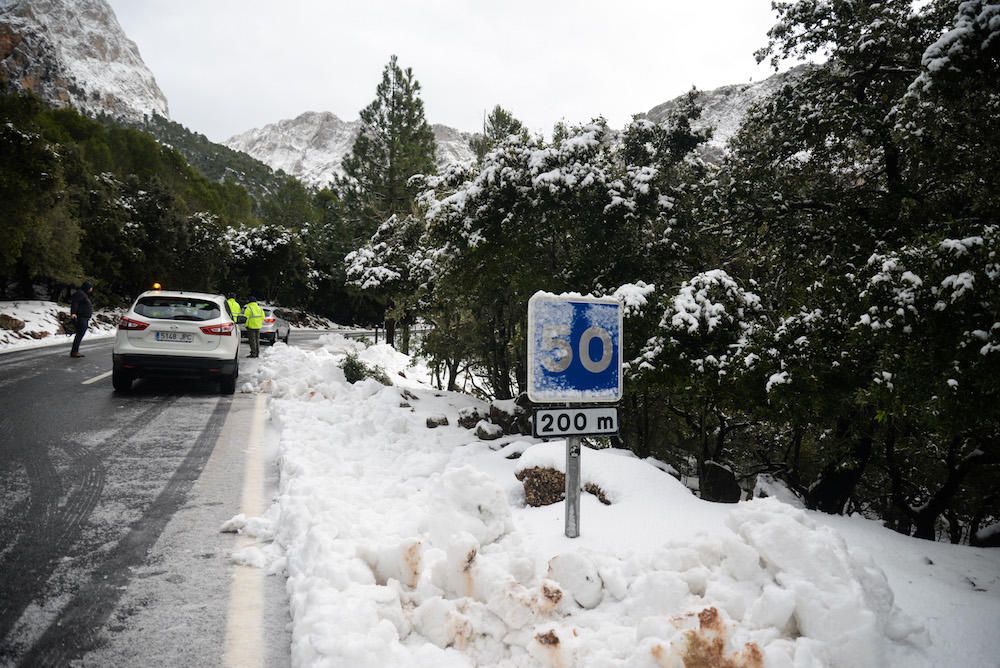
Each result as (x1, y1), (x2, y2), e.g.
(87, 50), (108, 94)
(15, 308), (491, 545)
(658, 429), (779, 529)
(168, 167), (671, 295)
(236, 315), (247, 324)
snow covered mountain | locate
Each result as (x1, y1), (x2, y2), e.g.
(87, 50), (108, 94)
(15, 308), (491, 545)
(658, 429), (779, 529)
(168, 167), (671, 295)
(644, 66), (805, 149)
(0, 0), (168, 121)
(224, 112), (476, 189)
(231, 68), (804, 189)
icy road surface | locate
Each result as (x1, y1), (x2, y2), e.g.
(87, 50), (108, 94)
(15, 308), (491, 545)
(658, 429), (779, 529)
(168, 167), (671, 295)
(0, 331), (365, 666)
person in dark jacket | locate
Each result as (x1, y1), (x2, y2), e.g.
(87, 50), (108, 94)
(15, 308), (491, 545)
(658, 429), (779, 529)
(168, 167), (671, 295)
(69, 281), (94, 358)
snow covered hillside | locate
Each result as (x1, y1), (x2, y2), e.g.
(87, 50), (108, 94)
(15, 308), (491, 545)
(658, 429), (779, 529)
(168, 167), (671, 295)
(644, 66), (805, 151)
(224, 112), (475, 189)
(0, 0), (169, 121)
(232, 335), (1000, 667)
(0, 300), (123, 352)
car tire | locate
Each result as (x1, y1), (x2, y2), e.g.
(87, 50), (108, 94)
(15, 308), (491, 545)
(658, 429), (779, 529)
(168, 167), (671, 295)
(220, 356), (238, 395)
(112, 370), (133, 393)
(283, 330), (290, 344)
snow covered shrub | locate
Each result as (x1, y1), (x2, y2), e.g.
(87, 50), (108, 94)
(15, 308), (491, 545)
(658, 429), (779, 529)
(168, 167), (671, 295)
(340, 352), (391, 386)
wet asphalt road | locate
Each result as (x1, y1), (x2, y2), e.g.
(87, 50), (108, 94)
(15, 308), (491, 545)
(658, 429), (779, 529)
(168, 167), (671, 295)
(0, 331), (346, 667)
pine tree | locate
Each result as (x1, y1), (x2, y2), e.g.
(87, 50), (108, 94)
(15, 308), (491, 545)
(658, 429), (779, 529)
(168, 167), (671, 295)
(468, 105), (526, 162)
(340, 55), (437, 237)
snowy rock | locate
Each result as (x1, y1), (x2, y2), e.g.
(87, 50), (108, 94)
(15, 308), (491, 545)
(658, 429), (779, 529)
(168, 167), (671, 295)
(426, 414), (449, 428)
(0, 314), (25, 331)
(701, 460), (742, 503)
(457, 406), (485, 430)
(475, 420), (503, 441)
(547, 553), (604, 609)
(0, 0), (169, 121)
(488, 399), (521, 435)
(515, 467), (565, 507)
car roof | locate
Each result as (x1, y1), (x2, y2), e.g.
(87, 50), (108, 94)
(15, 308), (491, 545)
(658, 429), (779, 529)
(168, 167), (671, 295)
(134, 290), (224, 301)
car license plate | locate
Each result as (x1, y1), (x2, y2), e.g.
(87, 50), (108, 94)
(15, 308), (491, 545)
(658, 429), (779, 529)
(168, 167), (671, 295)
(156, 331), (193, 343)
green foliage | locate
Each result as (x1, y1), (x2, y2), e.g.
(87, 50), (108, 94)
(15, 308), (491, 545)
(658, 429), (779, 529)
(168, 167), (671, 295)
(339, 55), (437, 238)
(340, 352), (392, 385)
(340, 1), (999, 541)
(137, 114), (288, 207)
(468, 105), (526, 162)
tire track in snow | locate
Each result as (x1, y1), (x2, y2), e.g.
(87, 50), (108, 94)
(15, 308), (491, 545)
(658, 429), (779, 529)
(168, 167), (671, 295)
(20, 396), (231, 667)
(0, 395), (181, 649)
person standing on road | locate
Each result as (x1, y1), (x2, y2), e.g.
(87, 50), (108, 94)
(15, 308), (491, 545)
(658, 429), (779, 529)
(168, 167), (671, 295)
(69, 281), (94, 358)
(243, 294), (265, 358)
(226, 293), (241, 321)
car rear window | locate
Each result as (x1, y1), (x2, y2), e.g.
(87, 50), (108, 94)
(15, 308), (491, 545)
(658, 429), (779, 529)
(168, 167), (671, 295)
(134, 296), (221, 321)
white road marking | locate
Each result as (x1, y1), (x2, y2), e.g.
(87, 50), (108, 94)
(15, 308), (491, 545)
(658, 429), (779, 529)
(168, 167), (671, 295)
(81, 370), (113, 385)
(223, 392), (267, 668)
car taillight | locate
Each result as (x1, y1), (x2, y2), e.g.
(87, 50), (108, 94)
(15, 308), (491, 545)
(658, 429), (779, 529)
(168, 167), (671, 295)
(200, 322), (236, 335)
(119, 317), (149, 331)
(264, 317), (276, 324)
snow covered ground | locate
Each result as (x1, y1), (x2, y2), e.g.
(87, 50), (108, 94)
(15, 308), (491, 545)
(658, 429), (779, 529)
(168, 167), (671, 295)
(235, 335), (1000, 667)
(0, 300), (123, 353)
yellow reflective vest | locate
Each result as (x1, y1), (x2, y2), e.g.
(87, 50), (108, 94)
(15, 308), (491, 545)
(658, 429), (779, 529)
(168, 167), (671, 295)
(243, 301), (265, 330)
(226, 298), (241, 320)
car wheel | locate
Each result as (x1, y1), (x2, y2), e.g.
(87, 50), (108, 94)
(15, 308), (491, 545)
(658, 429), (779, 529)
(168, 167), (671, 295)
(221, 354), (238, 394)
(284, 330), (290, 344)
(112, 369), (133, 393)
(220, 375), (236, 394)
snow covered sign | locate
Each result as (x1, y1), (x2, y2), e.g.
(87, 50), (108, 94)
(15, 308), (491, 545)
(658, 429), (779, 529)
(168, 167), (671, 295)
(527, 292), (623, 403)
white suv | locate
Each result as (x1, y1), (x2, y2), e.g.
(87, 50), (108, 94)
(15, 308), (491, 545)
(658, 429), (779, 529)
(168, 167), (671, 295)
(112, 290), (243, 394)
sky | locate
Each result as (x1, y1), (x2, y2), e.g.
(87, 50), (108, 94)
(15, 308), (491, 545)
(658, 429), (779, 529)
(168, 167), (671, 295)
(107, 0), (781, 143)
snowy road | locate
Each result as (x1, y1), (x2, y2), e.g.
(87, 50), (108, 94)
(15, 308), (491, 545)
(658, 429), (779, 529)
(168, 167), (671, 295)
(0, 331), (361, 667)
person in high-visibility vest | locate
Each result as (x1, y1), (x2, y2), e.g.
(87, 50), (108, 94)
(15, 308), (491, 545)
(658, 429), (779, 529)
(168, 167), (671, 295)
(243, 295), (265, 358)
(226, 294), (241, 321)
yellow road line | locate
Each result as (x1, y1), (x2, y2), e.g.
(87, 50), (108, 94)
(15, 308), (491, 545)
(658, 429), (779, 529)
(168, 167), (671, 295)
(222, 392), (267, 668)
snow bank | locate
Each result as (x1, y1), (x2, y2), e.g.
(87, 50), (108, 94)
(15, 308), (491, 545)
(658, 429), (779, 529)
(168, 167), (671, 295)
(0, 300), (122, 352)
(228, 336), (1000, 667)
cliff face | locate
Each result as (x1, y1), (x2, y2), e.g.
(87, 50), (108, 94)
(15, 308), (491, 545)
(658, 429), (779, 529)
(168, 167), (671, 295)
(225, 112), (476, 189)
(644, 67), (806, 149)
(0, 0), (168, 120)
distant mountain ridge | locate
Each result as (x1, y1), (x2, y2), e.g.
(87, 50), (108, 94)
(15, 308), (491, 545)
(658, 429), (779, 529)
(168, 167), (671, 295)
(643, 66), (806, 150)
(0, 0), (797, 194)
(0, 0), (168, 121)
(224, 111), (477, 189)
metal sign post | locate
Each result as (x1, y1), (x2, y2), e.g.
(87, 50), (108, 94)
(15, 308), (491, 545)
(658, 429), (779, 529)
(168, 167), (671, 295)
(527, 293), (623, 539)
(565, 435), (582, 538)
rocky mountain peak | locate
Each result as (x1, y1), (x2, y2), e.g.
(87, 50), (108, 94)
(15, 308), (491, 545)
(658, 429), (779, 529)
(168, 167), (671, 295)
(644, 66), (806, 150)
(0, 0), (168, 120)
(225, 113), (476, 189)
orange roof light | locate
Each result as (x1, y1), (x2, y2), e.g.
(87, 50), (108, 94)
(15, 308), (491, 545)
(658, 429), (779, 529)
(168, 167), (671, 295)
(152, 282), (162, 290)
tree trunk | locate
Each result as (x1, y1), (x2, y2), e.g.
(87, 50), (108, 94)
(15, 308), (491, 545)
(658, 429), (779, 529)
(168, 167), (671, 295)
(446, 359), (460, 392)
(384, 317), (396, 348)
(911, 438), (984, 541)
(806, 417), (874, 514)
(400, 322), (411, 355)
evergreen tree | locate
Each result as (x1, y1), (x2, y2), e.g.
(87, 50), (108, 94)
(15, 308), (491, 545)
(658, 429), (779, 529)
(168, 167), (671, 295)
(339, 55), (437, 237)
(468, 105), (526, 162)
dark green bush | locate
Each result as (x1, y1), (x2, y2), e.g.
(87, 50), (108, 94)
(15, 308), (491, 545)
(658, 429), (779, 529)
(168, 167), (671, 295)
(341, 352), (391, 386)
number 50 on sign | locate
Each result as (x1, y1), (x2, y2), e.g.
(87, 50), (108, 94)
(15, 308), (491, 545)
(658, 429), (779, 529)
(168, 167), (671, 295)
(527, 293), (623, 403)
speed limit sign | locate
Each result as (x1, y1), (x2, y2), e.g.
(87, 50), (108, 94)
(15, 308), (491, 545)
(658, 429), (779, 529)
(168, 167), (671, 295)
(527, 293), (622, 403)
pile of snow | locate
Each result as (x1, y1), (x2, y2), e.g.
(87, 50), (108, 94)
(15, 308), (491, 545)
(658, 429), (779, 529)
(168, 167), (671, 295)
(0, 300), (122, 352)
(232, 335), (1000, 667)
